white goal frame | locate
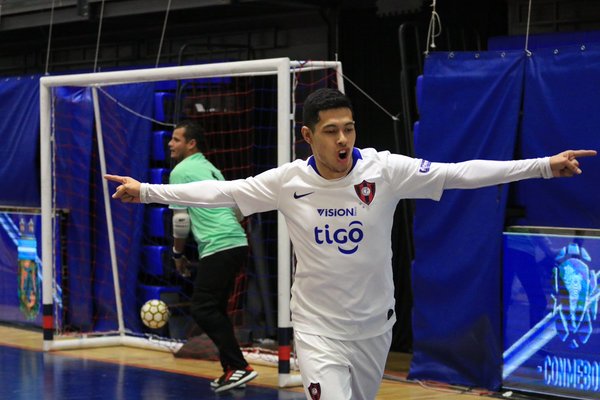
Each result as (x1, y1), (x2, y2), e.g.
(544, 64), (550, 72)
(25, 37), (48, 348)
(40, 57), (344, 387)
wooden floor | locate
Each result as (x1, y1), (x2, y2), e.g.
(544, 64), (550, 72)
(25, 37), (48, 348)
(0, 324), (498, 399)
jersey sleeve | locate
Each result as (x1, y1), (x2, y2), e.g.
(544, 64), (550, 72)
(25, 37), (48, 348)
(167, 159), (224, 209)
(229, 167), (282, 216)
(141, 180), (239, 208)
(384, 152), (448, 201)
(442, 157), (552, 189)
(382, 153), (551, 201)
(143, 165), (283, 215)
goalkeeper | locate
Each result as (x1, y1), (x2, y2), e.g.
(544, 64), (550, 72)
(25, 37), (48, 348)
(167, 120), (256, 393)
(106, 89), (595, 400)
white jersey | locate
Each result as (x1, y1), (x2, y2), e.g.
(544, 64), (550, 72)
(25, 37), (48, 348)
(141, 147), (552, 340)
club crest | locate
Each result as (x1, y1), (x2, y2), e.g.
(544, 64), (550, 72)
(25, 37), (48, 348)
(354, 180), (376, 205)
(308, 382), (321, 400)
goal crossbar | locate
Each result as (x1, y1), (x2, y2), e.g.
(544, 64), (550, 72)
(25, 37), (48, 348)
(39, 59), (342, 87)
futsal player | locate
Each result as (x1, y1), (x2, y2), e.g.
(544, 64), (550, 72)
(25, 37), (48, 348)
(106, 88), (595, 400)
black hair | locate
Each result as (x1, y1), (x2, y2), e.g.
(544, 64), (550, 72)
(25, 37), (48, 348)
(302, 88), (353, 131)
(175, 120), (206, 151)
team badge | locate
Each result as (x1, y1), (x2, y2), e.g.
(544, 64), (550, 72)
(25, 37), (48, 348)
(354, 180), (376, 205)
(419, 159), (431, 173)
(308, 382), (321, 400)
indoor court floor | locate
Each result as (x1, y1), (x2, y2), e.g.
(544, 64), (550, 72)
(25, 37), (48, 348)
(0, 324), (497, 399)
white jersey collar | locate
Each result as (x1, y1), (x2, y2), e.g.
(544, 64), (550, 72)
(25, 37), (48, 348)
(306, 148), (363, 177)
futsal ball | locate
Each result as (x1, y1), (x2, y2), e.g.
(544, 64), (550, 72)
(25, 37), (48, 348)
(140, 299), (170, 329)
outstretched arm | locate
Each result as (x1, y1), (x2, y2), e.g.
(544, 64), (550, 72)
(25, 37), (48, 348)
(104, 174), (238, 207)
(443, 149), (596, 190)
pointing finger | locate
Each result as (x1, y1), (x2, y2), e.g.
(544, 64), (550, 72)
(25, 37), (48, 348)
(104, 174), (127, 184)
(570, 150), (597, 159)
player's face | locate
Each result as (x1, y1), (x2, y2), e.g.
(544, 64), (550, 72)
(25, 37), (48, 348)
(302, 107), (356, 180)
(168, 127), (195, 162)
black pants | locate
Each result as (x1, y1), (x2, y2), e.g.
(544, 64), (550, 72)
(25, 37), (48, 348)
(190, 245), (248, 372)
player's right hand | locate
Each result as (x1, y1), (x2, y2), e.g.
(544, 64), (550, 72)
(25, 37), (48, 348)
(104, 174), (142, 203)
(174, 255), (192, 278)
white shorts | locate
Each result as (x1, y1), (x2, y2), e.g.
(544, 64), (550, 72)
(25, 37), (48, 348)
(294, 329), (393, 400)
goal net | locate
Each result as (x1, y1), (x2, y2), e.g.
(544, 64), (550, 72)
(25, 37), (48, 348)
(40, 58), (343, 387)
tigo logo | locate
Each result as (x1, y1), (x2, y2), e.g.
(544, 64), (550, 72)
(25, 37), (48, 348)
(314, 221), (364, 254)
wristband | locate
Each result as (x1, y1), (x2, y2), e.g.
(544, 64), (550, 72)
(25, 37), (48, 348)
(172, 247), (183, 259)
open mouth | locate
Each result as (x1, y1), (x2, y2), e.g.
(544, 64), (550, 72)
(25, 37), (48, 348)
(338, 150), (348, 160)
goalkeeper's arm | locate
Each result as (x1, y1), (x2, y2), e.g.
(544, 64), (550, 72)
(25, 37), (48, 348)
(172, 209), (192, 277)
(172, 209), (190, 249)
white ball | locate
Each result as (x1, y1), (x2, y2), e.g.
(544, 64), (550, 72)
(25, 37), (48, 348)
(140, 299), (170, 329)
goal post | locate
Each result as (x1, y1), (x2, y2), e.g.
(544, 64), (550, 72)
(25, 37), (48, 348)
(40, 57), (343, 387)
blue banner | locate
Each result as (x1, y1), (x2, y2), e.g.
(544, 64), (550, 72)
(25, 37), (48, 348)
(503, 231), (600, 400)
(0, 212), (43, 325)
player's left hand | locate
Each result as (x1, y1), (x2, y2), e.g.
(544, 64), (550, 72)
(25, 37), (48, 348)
(550, 150), (597, 177)
(104, 174), (142, 203)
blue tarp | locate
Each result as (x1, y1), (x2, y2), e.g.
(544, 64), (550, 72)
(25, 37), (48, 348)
(409, 51), (525, 390)
(0, 77), (152, 333)
(514, 45), (600, 228)
(91, 85), (152, 331)
(410, 44), (600, 390)
(54, 85), (152, 331)
(0, 76), (41, 207)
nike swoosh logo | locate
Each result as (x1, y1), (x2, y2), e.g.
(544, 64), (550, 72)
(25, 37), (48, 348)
(293, 191), (314, 199)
